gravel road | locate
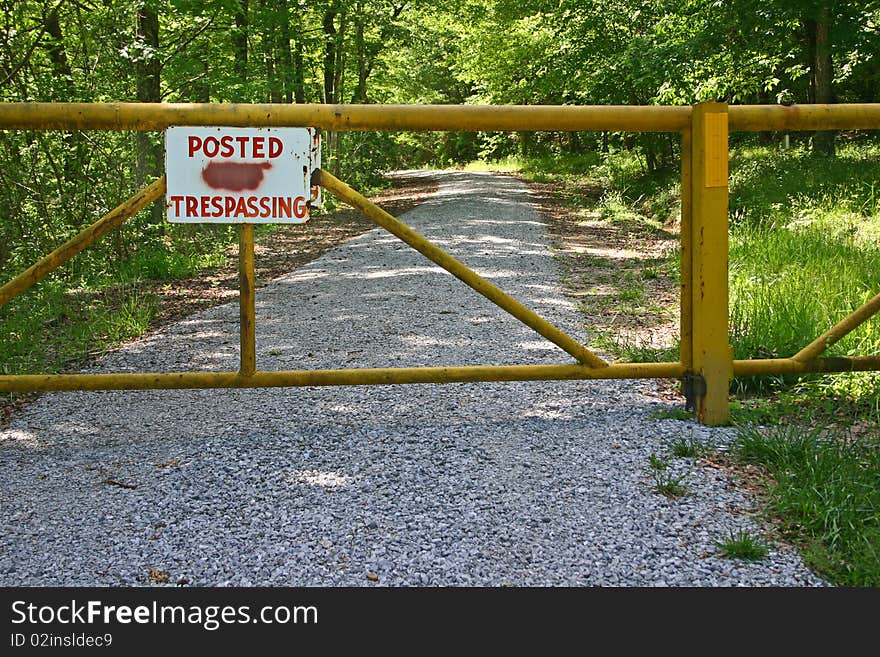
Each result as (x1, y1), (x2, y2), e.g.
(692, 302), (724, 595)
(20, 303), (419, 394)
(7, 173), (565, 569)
(0, 171), (825, 586)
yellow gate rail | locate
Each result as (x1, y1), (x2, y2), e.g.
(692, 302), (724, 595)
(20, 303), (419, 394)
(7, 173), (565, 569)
(0, 363), (685, 393)
(1, 101), (880, 425)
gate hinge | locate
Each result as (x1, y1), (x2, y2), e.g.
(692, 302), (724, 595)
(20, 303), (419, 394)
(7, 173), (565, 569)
(682, 373), (706, 412)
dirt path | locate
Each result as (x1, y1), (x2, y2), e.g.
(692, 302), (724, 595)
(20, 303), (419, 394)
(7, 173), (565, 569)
(145, 175), (439, 326)
(524, 177), (681, 402)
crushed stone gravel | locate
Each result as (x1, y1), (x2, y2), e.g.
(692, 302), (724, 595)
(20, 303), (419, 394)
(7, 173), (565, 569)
(0, 171), (825, 586)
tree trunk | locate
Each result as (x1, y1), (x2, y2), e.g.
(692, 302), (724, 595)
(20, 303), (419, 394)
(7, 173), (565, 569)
(323, 8), (337, 104)
(354, 4), (367, 103)
(135, 4), (163, 225)
(323, 6), (341, 174)
(812, 5), (835, 156)
(276, 0), (293, 103)
(195, 56), (210, 102)
(43, 7), (83, 177)
(334, 13), (346, 100)
(645, 139), (657, 172)
(43, 7), (72, 96)
(293, 36), (305, 103)
(332, 12), (346, 176)
(232, 0), (248, 93)
(518, 131), (531, 158)
(804, 19), (817, 104)
(260, 0), (281, 102)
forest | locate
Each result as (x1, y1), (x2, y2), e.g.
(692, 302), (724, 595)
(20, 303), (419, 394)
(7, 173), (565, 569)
(2, 2), (880, 585)
(2, 0), (880, 271)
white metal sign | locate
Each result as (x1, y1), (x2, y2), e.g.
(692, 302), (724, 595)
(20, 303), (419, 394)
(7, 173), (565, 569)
(165, 126), (321, 223)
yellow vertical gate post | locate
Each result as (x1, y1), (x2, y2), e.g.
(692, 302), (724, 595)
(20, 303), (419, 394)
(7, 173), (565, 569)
(679, 127), (693, 374)
(690, 102), (732, 425)
(239, 224), (256, 376)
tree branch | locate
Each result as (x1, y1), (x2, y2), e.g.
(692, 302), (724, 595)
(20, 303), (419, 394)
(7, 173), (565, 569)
(159, 11), (220, 71)
(0, 0), (67, 88)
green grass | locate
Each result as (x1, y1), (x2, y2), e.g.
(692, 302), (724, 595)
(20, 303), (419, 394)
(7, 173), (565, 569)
(729, 220), (880, 362)
(670, 434), (711, 458)
(716, 530), (770, 561)
(0, 281), (158, 377)
(0, 224), (234, 382)
(652, 470), (688, 499)
(617, 282), (646, 304)
(732, 423), (880, 585)
(462, 156), (522, 173)
(591, 333), (678, 364)
(727, 141), (880, 405)
(473, 152), (604, 179)
(729, 142), (880, 226)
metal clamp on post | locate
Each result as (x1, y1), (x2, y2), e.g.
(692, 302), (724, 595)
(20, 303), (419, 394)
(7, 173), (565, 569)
(682, 374), (707, 412)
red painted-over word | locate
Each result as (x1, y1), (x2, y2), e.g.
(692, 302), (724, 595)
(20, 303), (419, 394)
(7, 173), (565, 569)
(202, 161), (272, 191)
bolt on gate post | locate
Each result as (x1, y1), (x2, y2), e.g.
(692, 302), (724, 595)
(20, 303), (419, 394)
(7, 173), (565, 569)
(688, 102), (733, 425)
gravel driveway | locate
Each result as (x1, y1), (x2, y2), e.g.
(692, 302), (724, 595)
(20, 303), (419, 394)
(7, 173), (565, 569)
(0, 170), (824, 586)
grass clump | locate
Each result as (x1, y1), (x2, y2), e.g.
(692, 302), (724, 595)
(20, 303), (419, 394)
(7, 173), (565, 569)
(732, 423), (880, 586)
(670, 434), (711, 458)
(591, 334), (678, 365)
(650, 407), (693, 421)
(716, 530), (770, 561)
(652, 470), (688, 499)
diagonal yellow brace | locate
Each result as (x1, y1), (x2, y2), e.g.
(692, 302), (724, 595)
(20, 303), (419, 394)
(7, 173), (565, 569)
(315, 169), (608, 367)
(0, 177), (167, 308)
(793, 289), (880, 362)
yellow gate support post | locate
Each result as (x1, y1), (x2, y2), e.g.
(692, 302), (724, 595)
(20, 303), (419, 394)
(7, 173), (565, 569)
(679, 127), (693, 375)
(690, 102), (733, 425)
(239, 224), (257, 376)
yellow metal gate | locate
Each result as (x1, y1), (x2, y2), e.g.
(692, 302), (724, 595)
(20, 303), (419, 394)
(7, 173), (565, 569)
(1, 102), (880, 426)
